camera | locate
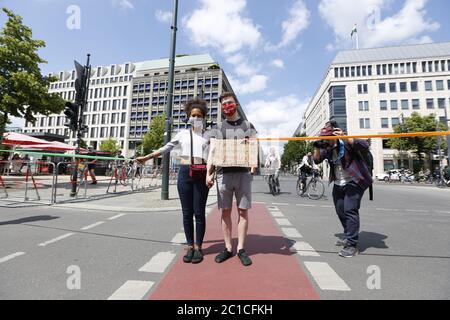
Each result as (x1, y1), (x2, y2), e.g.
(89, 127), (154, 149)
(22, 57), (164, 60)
(313, 140), (331, 149)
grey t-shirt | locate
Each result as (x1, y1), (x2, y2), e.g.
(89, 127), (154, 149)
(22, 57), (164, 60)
(210, 118), (257, 173)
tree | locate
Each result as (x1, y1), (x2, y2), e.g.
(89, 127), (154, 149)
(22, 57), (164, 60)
(142, 114), (165, 155)
(388, 112), (447, 170)
(281, 133), (313, 170)
(0, 8), (65, 137)
(100, 138), (121, 154)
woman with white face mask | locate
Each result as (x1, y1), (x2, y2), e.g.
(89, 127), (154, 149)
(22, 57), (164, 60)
(137, 99), (210, 264)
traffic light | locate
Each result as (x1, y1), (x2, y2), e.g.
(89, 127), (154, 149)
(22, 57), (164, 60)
(64, 102), (79, 131)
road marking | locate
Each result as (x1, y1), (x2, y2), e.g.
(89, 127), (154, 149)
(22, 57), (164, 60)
(270, 211), (284, 217)
(107, 280), (155, 300)
(267, 206), (279, 211)
(254, 201), (267, 204)
(275, 218), (292, 226)
(0, 252), (26, 264)
(139, 251), (177, 273)
(304, 262), (351, 291)
(405, 209), (428, 213)
(321, 205), (333, 208)
(296, 204), (316, 207)
(376, 208), (399, 212)
(38, 233), (75, 247)
(170, 233), (186, 245)
(434, 210), (450, 214)
(290, 241), (320, 257)
(281, 228), (303, 238)
(108, 214), (126, 220)
(80, 221), (105, 230)
(272, 203), (289, 206)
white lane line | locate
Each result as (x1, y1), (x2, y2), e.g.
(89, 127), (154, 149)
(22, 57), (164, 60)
(267, 206), (279, 211)
(304, 262), (351, 291)
(80, 221), (105, 230)
(38, 233), (75, 247)
(275, 218), (292, 226)
(139, 251), (177, 273)
(0, 252), (26, 264)
(433, 210), (450, 214)
(321, 205), (333, 208)
(281, 228), (303, 238)
(107, 280), (155, 300)
(376, 208), (399, 212)
(170, 233), (186, 245)
(108, 214), (126, 220)
(296, 204), (315, 207)
(254, 201), (267, 204)
(405, 209), (428, 213)
(290, 241), (320, 257)
(270, 211), (284, 217)
(272, 203), (289, 206)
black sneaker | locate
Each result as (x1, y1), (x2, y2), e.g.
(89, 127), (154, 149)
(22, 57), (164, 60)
(183, 248), (195, 263)
(90, 181), (97, 185)
(237, 249), (252, 266)
(338, 245), (359, 258)
(215, 249), (233, 263)
(191, 249), (204, 264)
(335, 238), (347, 247)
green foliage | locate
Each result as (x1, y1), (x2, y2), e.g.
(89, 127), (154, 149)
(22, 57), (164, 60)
(100, 138), (121, 154)
(0, 7), (65, 137)
(142, 114), (165, 155)
(387, 112), (447, 163)
(281, 133), (313, 169)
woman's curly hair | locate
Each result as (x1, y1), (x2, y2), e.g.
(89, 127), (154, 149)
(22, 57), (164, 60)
(184, 98), (208, 117)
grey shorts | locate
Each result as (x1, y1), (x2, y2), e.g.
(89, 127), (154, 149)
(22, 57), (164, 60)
(216, 171), (253, 210)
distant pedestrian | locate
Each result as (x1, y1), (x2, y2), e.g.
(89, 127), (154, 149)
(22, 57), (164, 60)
(87, 147), (98, 185)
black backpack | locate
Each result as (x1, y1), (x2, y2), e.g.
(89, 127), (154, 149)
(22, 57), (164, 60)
(351, 146), (374, 201)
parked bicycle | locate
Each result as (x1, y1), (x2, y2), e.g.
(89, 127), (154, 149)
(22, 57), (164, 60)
(296, 169), (325, 200)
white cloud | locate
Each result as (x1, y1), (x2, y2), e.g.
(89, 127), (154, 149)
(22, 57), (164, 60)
(271, 59), (285, 69)
(278, 0), (310, 48)
(244, 95), (310, 153)
(319, 0), (439, 49)
(229, 75), (269, 95)
(112, 0), (134, 10)
(155, 10), (172, 23)
(183, 0), (262, 54)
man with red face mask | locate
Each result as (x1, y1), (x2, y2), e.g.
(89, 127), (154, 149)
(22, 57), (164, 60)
(207, 92), (257, 266)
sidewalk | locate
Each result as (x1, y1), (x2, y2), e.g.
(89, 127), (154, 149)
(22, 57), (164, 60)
(53, 184), (218, 213)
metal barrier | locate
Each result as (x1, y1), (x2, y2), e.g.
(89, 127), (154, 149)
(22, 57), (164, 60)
(0, 160), (56, 206)
(53, 160), (92, 203)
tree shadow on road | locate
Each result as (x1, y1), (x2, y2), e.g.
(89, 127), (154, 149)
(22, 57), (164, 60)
(202, 234), (297, 257)
(0, 215), (59, 226)
(335, 231), (389, 253)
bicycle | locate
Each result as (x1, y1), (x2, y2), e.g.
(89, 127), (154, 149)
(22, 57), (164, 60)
(296, 170), (325, 200)
(267, 173), (280, 196)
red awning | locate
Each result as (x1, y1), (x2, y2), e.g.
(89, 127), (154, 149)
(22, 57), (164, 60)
(18, 141), (77, 152)
(2, 132), (49, 146)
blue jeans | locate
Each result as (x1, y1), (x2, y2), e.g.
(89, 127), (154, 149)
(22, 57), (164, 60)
(177, 165), (209, 247)
(332, 181), (365, 247)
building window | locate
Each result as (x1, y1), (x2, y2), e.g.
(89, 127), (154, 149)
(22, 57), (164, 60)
(426, 98), (434, 109)
(410, 81), (418, 92)
(400, 82), (407, 92)
(122, 99), (127, 110)
(358, 84), (368, 94)
(438, 98), (446, 109)
(412, 99), (420, 110)
(380, 100), (388, 111)
(390, 100), (398, 110)
(436, 80), (444, 91)
(381, 118), (389, 129)
(111, 65), (115, 75)
(359, 118), (370, 129)
(358, 101), (369, 111)
(401, 100), (409, 110)
(392, 118), (400, 127)
(379, 83), (386, 93)
(121, 113), (126, 123)
(334, 68), (339, 78)
(425, 81), (433, 91)
(389, 83), (396, 93)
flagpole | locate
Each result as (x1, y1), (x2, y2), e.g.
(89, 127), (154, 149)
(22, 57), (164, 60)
(356, 30), (359, 50)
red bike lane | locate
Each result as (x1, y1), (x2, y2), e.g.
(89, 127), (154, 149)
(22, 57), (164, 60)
(149, 203), (319, 300)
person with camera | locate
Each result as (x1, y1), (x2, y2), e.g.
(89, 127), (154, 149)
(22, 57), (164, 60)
(137, 99), (211, 264)
(313, 121), (373, 258)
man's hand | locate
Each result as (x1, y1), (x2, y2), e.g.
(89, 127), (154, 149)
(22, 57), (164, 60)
(206, 173), (215, 188)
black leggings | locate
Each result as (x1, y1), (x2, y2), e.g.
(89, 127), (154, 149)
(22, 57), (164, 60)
(177, 165), (209, 247)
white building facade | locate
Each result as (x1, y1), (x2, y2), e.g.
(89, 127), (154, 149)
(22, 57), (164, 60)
(22, 54), (241, 157)
(302, 42), (450, 175)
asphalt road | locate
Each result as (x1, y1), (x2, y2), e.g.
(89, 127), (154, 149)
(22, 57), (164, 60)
(0, 175), (449, 300)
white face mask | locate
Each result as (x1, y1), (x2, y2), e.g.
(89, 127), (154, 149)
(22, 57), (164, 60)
(188, 117), (204, 129)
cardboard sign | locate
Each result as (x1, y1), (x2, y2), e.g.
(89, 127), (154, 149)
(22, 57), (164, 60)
(210, 138), (258, 167)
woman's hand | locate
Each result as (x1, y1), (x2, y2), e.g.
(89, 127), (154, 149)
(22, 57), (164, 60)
(136, 155), (150, 164)
(206, 173), (215, 188)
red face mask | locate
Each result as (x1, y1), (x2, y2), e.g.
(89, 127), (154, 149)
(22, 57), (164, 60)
(222, 103), (237, 117)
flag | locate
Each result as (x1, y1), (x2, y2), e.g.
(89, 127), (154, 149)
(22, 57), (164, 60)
(351, 24), (357, 38)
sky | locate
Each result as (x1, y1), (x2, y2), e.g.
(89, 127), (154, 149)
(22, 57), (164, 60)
(1, 0), (450, 152)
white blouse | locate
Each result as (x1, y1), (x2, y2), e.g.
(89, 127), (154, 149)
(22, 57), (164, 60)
(158, 130), (209, 162)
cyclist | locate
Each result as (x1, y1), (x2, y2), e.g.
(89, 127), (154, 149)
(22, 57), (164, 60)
(264, 147), (281, 193)
(297, 152), (316, 193)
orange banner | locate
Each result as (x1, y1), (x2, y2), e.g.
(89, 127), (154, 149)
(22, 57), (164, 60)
(257, 131), (450, 141)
